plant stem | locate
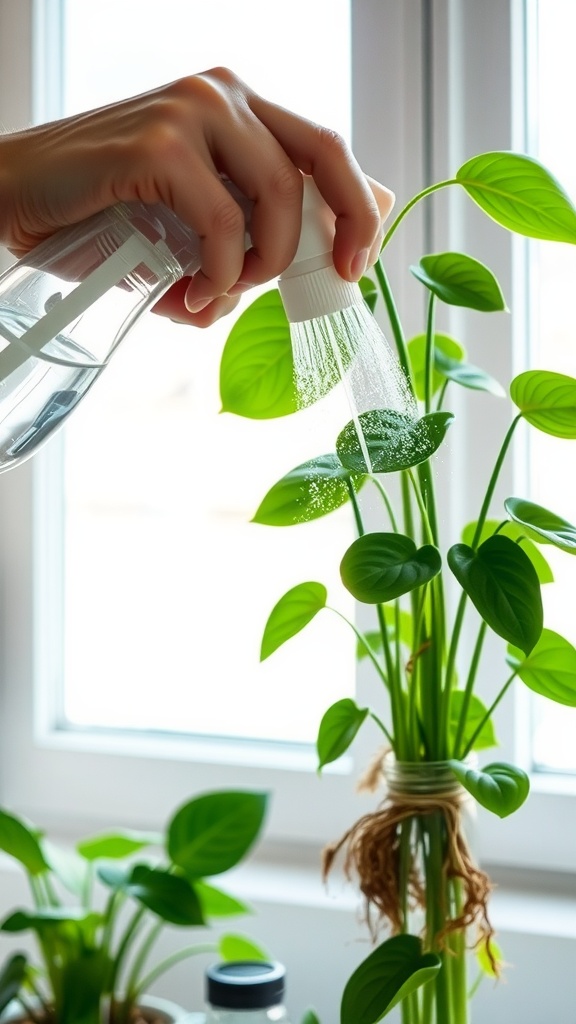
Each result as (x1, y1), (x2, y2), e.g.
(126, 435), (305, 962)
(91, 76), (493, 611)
(108, 906), (147, 998)
(134, 943), (218, 999)
(370, 475), (400, 531)
(471, 414), (522, 549)
(124, 920), (162, 1004)
(424, 292), (436, 415)
(424, 815), (451, 1023)
(327, 606), (390, 692)
(461, 669), (518, 760)
(372, 259), (414, 401)
(346, 477), (364, 537)
(380, 179), (459, 252)
(452, 621), (487, 757)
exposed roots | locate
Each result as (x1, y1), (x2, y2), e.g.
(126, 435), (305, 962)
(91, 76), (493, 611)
(322, 778), (496, 969)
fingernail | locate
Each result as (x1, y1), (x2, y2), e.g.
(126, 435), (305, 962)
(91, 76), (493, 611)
(186, 297), (212, 313)
(350, 248), (369, 281)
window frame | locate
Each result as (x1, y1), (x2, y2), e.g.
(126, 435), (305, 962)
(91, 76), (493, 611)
(1, 0), (576, 871)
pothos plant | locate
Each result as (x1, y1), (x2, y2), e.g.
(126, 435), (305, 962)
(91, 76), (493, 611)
(0, 790), (268, 1024)
(218, 152), (576, 1024)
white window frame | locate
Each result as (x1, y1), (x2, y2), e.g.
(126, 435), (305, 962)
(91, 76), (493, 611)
(1, 0), (575, 871)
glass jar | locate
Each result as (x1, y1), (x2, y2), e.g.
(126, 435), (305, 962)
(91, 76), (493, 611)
(204, 961), (292, 1023)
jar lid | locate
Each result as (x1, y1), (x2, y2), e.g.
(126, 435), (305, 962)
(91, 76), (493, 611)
(205, 960), (285, 1010)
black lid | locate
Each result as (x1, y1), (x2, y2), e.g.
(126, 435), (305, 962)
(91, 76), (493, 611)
(205, 960), (285, 1010)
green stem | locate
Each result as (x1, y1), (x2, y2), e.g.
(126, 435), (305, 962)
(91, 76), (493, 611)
(424, 815), (451, 1022)
(406, 469), (434, 545)
(380, 179), (459, 252)
(327, 606), (390, 692)
(370, 475), (400, 531)
(377, 602), (408, 757)
(461, 670), (518, 760)
(108, 906), (147, 998)
(347, 477), (364, 537)
(452, 621), (487, 757)
(369, 710), (395, 749)
(373, 259), (414, 400)
(424, 292), (436, 415)
(134, 944), (218, 1000)
(471, 414), (522, 549)
(124, 921), (162, 1004)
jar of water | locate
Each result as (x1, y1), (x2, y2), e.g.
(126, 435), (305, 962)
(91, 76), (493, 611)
(204, 961), (292, 1023)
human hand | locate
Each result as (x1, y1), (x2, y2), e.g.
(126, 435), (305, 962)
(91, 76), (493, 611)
(0, 68), (394, 327)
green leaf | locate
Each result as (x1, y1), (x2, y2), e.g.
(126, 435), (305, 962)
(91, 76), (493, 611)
(0, 953), (27, 1014)
(218, 933), (268, 962)
(1, 907), (103, 934)
(476, 935), (504, 979)
(124, 865), (204, 926)
(510, 370), (576, 438)
(0, 809), (48, 876)
(167, 791), (268, 878)
(253, 454), (364, 526)
(341, 533), (441, 604)
(42, 839), (88, 897)
(77, 830), (157, 861)
(260, 582), (327, 661)
(341, 934), (441, 1024)
(195, 880), (250, 918)
(449, 760), (530, 818)
(407, 332), (465, 400)
(317, 698), (369, 770)
(448, 535), (543, 654)
(433, 348), (505, 397)
(336, 410), (454, 474)
(504, 497), (576, 553)
(461, 519), (554, 584)
(220, 290), (296, 419)
(411, 252), (507, 311)
(507, 629), (576, 706)
(456, 151), (576, 242)
(359, 275), (378, 313)
(449, 692), (497, 752)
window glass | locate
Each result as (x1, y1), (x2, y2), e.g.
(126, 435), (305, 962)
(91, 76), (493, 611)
(527, 0), (576, 772)
(59, 0), (355, 744)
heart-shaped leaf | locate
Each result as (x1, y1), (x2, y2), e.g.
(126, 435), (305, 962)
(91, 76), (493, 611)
(411, 252), (507, 311)
(449, 692), (497, 752)
(220, 289), (295, 419)
(253, 454), (364, 526)
(510, 370), (576, 438)
(167, 791), (268, 878)
(407, 332), (466, 400)
(456, 152), (576, 242)
(336, 410), (454, 474)
(448, 535), (543, 654)
(261, 582), (327, 660)
(507, 629), (576, 706)
(504, 497), (576, 553)
(125, 865), (204, 926)
(449, 760), (530, 817)
(341, 934), (441, 1024)
(317, 698), (369, 770)
(341, 533), (441, 604)
(0, 809), (48, 876)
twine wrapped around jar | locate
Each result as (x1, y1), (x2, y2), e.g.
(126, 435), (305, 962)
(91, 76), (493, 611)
(322, 750), (496, 968)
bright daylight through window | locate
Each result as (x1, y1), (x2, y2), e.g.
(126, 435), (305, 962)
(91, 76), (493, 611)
(526, 0), (576, 773)
(57, 0), (356, 746)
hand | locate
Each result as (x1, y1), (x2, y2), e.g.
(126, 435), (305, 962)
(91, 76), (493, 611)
(0, 68), (394, 327)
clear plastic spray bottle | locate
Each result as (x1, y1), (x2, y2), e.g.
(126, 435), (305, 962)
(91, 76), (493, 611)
(204, 960), (292, 1023)
(0, 188), (250, 470)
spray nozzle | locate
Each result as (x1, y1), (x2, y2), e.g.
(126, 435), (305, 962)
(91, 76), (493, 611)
(278, 176), (361, 324)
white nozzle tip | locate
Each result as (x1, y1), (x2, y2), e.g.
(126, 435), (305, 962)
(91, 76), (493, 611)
(278, 264), (362, 323)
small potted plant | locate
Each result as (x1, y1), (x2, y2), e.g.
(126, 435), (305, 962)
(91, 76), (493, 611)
(0, 789), (269, 1024)
(219, 152), (576, 1023)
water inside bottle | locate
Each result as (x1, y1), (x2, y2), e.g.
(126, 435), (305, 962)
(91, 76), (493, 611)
(0, 307), (101, 469)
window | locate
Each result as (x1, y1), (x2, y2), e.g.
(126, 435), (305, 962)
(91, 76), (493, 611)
(1, 0), (576, 871)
